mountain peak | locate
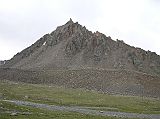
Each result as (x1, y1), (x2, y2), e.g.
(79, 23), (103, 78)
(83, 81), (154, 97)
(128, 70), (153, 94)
(2, 19), (160, 99)
(69, 18), (73, 22)
(66, 18), (74, 25)
(4, 20), (160, 77)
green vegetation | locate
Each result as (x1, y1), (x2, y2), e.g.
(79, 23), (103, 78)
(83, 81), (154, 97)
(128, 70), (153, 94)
(0, 80), (160, 115)
(0, 100), (126, 119)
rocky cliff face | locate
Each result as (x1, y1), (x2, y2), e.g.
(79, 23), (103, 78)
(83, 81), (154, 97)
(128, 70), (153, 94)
(0, 60), (5, 66)
(4, 19), (160, 76)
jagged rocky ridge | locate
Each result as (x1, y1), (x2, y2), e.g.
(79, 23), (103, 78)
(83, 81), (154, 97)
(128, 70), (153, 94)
(4, 19), (160, 76)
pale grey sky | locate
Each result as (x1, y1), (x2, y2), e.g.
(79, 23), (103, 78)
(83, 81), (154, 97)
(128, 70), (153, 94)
(0, 0), (160, 60)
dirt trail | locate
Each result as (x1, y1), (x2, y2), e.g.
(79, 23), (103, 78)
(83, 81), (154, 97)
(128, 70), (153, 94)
(4, 100), (160, 119)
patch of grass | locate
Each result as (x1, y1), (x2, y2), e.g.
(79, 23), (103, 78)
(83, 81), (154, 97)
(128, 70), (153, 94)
(0, 80), (160, 114)
(0, 100), (135, 119)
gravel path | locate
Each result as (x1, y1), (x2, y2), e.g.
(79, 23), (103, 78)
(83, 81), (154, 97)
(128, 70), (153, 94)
(4, 100), (160, 119)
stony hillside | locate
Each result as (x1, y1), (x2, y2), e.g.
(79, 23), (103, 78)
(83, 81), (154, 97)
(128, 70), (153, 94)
(0, 68), (160, 97)
(3, 19), (160, 76)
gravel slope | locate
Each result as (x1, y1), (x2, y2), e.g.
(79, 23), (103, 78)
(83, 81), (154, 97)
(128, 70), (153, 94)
(0, 68), (160, 98)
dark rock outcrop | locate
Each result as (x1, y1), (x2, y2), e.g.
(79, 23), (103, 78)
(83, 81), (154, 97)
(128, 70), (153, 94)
(0, 60), (5, 66)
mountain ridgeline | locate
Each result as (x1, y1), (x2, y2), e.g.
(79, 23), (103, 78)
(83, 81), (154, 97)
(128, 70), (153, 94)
(4, 19), (160, 76)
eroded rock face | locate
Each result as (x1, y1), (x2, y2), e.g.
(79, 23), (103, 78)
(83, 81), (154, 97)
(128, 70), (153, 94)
(4, 19), (160, 76)
(0, 61), (5, 66)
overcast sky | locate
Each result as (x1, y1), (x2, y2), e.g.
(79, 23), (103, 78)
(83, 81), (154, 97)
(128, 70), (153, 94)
(0, 0), (160, 60)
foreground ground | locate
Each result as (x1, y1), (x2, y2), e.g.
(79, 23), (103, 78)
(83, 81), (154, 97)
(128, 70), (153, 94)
(0, 80), (160, 119)
(1, 100), (120, 119)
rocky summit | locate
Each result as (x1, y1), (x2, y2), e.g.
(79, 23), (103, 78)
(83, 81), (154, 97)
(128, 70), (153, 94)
(4, 19), (160, 76)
